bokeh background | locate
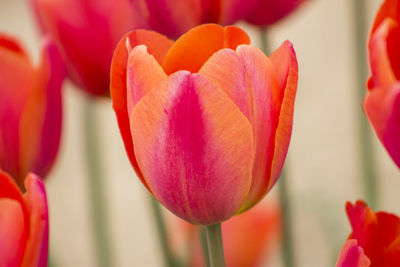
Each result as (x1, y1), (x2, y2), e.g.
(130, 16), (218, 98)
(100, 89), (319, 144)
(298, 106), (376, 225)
(1, 0), (399, 266)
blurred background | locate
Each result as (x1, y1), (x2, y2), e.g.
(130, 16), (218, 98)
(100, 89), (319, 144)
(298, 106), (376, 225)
(1, 0), (399, 266)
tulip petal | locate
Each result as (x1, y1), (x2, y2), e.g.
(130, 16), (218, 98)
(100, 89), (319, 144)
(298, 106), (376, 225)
(218, 0), (259, 25)
(0, 37), (35, 181)
(110, 30), (173, 189)
(21, 174), (48, 267)
(267, 41), (298, 191)
(130, 71), (254, 224)
(19, 38), (65, 179)
(0, 199), (26, 267)
(364, 83), (400, 168)
(162, 24), (250, 75)
(336, 239), (371, 267)
(371, 0), (400, 33)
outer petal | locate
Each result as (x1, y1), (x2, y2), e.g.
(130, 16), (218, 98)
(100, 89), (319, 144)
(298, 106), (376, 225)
(162, 24), (250, 75)
(110, 30), (173, 189)
(364, 83), (400, 168)
(212, 0), (259, 25)
(0, 35), (35, 183)
(199, 45), (278, 212)
(30, 0), (149, 96)
(245, 0), (305, 26)
(19, 38), (65, 180)
(370, 0), (400, 34)
(144, 0), (211, 39)
(336, 239), (371, 267)
(130, 71), (254, 224)
(21, 174), (49, 267)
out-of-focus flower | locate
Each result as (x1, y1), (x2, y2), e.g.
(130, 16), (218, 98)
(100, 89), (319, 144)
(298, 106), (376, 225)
(364, 0), (400, 168)
(0, 170), (49, 267)
(0, 34), (64, 187)
(335, 200), (400, 267)
(170, 198), (281, 267)
(111, 24), (298, 225)
(244, 0), (306, 26)
(29, 0), (260, 97)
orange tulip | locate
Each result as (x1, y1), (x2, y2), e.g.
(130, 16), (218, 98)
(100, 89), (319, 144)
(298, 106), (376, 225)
(0, 170), (49, 267)
(336, 200), (400, 267)
(0, 34), (65, 187)
(111, 24), (298, 225)
(364, 0), (400, 168)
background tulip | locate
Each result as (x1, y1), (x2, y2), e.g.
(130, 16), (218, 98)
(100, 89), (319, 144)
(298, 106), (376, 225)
(336, 200), (400, 266)
(364, 0), (400, 168)
(110, 24), (298, 225)
(0, 34), (64, 187)
(244, 0), (307, 26)
(0, 170), (49, 267)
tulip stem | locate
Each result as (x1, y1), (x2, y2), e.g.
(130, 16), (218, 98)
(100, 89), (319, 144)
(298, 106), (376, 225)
(351, 0), (378, 209)
(200, 227), (211, 267)
(203, 223), (225, 267)
(148, 195), (180, 267)
(84, 98), (114, 267)
(259, 28), (296, 267)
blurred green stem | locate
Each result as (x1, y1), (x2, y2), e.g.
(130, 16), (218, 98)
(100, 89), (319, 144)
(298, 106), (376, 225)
(259, 28), (296, 267)
(203, 223), (225, 267)
(351, 0), (378, 209)
(84, 98), (113, 267)
(200, 227), (211, 267)
(149, 195), (179, 267)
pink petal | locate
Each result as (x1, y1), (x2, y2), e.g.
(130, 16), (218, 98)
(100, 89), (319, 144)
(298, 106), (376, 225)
(336, 239), (371, 267)
(130, 71), (254, 224)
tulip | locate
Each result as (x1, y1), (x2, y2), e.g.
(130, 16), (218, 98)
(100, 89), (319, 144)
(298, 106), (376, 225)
(0, 170), (49, 267)
(169, 198), (281, 267)
(0, 34), (64, 187)
(244, 0), (307, 26)
(111, 24), (298, 225)
(364, 0), (400, 168)
(335, 200), (400, 266)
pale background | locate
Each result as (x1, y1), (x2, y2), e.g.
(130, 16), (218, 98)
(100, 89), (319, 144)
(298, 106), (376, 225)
(1, 0), (399, 266)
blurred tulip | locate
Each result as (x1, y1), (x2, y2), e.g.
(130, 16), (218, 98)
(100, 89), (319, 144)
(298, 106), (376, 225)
(170, 198), (281, 267)
(0, 34), (64, 187)
(0, 170), (49, 267)
(110, 24), (298, 225)
(244, 0), (306, 26)
(336, 200), (400, 266)
(364, 0), (400, 168)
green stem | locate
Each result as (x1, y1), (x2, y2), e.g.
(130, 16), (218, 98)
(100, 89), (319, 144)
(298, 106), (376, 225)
(203, 223), (225, 267)
(351, 0), (378, 209)
(84, 98), (113, 267)
(278, 168), (296, 267)
(200, 227), (211, 267)
(259, 28), (296, 267)
(148, 195), (178, 267)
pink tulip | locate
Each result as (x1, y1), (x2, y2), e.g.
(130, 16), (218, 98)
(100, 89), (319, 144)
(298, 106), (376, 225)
(110, 24), (298, 225)
(0, 170), (49, 267)
(244, 0), (307, 26)
(0, 34), (64, 187)
(364, 0), (400, 168)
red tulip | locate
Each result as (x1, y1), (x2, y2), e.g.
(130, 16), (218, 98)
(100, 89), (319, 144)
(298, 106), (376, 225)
(364, 0), (400, 168)
(244, 0), (306, 26)
(110, 24), (298, 224)
(336, 200), (400, 267)
(0, 34), (64, 187)
(0, 170), (49, 267)
(170, 199), (281, 267)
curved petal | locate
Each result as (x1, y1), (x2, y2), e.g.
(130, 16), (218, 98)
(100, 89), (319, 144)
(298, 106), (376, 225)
(162, 24), (250, 75)
(370, 0), (400, 34)
(336, 239), (371, 267)
(19, 38), (65, 179)
(130, 71), (254, 224)
(110, 30), (173, 189)
(0, 199), (27, 267)
(21, 174), (48, 267)
(218, 0), (259, 25)
(364, 83), (400, 168)
(0, 37), (35, 182)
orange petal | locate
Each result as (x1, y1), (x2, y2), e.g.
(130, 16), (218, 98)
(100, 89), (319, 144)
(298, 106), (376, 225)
(162, 24), (250, 74)
(110, 30), (173, 190)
